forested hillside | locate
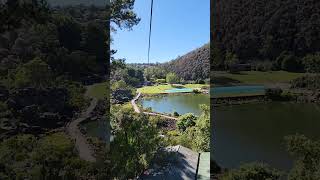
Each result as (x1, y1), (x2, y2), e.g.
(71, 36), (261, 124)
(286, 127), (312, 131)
(212, 0), (320, 71)
(163, 44), (210, 81)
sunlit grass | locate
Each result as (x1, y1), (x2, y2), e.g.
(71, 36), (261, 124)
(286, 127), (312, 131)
(214, 71), (304, 85)
(137, 84), (208, 94)
(86, 81), (108, 99)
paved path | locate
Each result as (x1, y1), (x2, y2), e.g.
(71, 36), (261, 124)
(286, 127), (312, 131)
(67, 98), (98, 162)
(131, 92), (178, 120)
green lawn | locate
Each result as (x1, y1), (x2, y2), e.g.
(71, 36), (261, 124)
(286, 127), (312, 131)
(86, 81), (108, 99)
(214, 71), (305, 85)
(137, 84), (208, 94)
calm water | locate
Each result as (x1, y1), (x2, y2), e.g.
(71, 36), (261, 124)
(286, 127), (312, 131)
(140, 94), (209, 116)
(165, 88), (194, 93)
(211, 85), (265, 97)
(213, 102), (320, 170)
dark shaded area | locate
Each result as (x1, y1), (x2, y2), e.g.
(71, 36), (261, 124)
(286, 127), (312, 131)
(211, 76), (240, 86)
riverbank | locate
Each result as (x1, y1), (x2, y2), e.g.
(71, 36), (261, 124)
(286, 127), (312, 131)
(137, 83), (209, 94)
(213, 71), (304, 86)
(212, 95), (268, 106)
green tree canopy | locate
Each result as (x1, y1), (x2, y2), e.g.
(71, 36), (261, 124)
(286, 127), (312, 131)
(166, 72), (180, 84)
(177, 113), (197, 132)
(110, 106), (160, 179)
(11, 57), (52, 88)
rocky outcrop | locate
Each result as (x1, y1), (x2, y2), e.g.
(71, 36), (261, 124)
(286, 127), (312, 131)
(1, 87), (75, 138)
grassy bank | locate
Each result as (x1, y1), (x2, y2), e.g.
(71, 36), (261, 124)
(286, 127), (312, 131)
(213, 71), (304, 85)
(137, 84), (208, 94)
(86, 81), (108, 99)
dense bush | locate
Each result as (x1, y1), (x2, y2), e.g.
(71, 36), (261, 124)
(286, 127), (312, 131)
(173, 111), (179, 117)
(0, 133), (94, 179)
(166, 72), (180, 84)
(111, 89), (133, 104)
(265, 88), (283, 100)
(285, 134), (320, 180)
(110, 106), (160, 179)
(302, 53), (320, 73)
(280, 54), (302, 72)
(291, 75), (320, 90)
(220, 163), (282, 180)
(177, 113), (197, 132)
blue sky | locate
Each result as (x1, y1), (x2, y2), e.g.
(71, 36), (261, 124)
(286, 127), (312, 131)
(112, 0), (210, 63)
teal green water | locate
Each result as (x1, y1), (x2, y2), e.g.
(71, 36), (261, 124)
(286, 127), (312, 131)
(211, 85), (265, 97)
(140, 94), (209, 116)
(165, 88), (194, 93)
(213, 102), (320, 170)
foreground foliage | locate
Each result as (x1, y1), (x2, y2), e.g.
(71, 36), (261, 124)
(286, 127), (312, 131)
(110, 105), (160, 179)
(220, 134), (320, 180)
(0, 133), (94, 179)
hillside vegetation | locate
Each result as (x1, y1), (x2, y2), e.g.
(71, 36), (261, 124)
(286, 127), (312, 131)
(163, 44), (210, 81)
(212, 0), (320, 72)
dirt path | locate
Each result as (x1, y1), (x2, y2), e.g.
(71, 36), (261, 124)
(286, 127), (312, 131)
(131, 92), (178, 120)
(131, 92), (141, 113)
(143, 112), (178, 120)
(67, 98), (98, 162)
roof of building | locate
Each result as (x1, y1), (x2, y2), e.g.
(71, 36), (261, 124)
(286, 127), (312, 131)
(197, 152), (210, 180)
(139, 145), (199, 180)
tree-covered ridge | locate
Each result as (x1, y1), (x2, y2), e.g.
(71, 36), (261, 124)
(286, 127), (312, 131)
(163, 44), (210, 81)
(212, 0), (320, 72)
(219, 0), (319, 61)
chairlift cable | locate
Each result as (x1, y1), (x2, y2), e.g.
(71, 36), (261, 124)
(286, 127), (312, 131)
(147, 0), (154, 64)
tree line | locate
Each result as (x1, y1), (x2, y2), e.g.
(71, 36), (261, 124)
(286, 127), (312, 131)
(212, 0), (320, 72)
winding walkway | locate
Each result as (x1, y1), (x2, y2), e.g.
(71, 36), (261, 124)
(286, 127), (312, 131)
(131, 92), (178, 120)
(67, 98), (98, 162)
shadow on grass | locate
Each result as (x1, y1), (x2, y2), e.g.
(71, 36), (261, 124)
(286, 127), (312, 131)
(211, 77), (241, 86)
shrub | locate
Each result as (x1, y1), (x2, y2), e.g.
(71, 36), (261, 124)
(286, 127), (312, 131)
(193, 89), (201, 93)
(166, 73), (180, 84)
(302, 53), (320, 73)
(265, 88), (283, 100)
(155, 79), (166, 84)
(220, 163), (282, 180)
(111, 89), (133, 104)
(173, 111), (179, 117)
(281, 54), (301, 72)
(291, 75), (320, 90)
(177, 113), (197, 132)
